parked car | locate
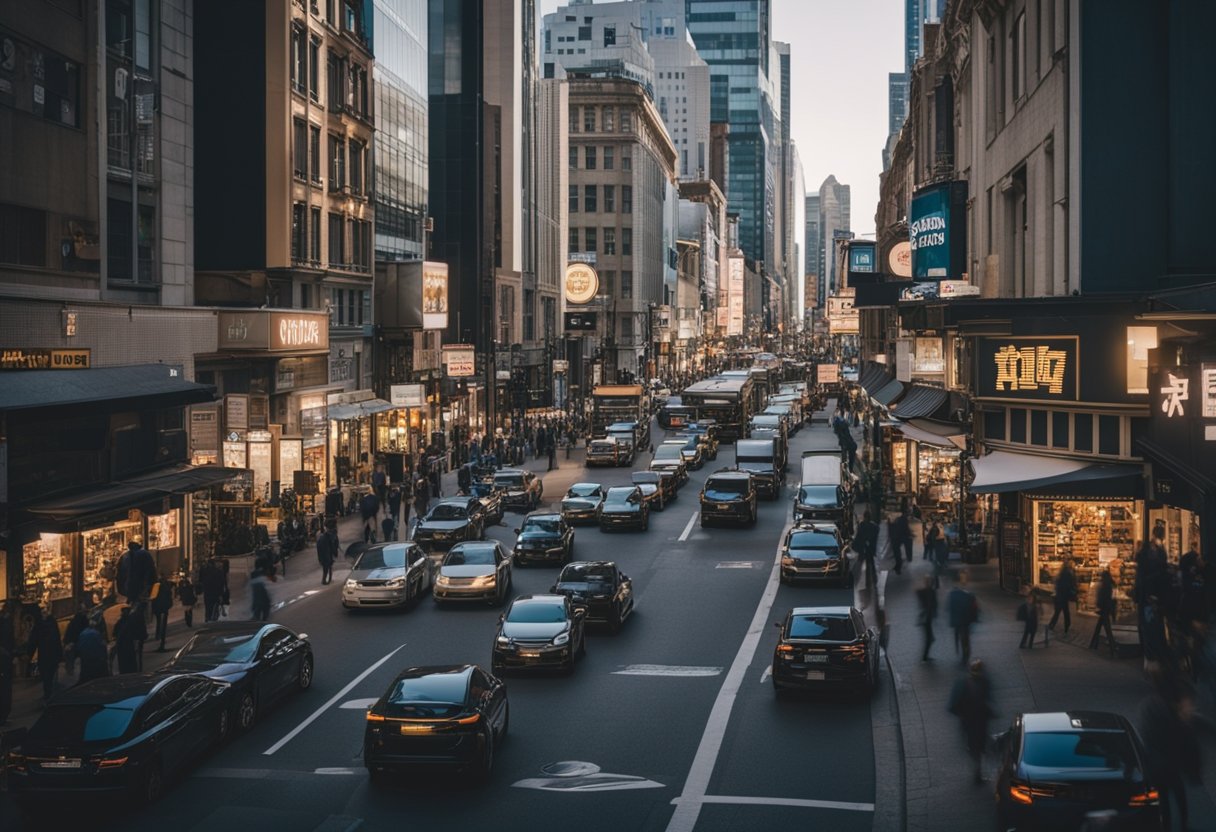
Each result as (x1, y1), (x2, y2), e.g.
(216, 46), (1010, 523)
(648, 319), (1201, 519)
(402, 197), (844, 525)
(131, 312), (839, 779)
(649, 443), (689, 486)
(560, 482), (605, 524)
(551, 561), (634, 633)
(492, 468), (544, 512)
(491, 594), (587, 674)
(413, 496), (487, 552)
(342, 542), (434, 610)
(993, 711), (1163, 832)
(163, 622), (314, 732)
(512, 512), (575, 567)
(771, 606), (879, 695)
(779, 524), (848, 586)
(598, 485), (649, 531)
(8, 673), (232, 806)
(433, 541), (512, 605)
(630, 470), (668, 511)
(364, 664), (508, 782)
(671, 434), (705, 470)
(700, 469), (757, 527)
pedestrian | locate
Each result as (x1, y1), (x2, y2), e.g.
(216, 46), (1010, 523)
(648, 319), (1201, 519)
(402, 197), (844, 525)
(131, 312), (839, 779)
(890, 509), (913, 568)
(176, 573), (197, 628)
(1139, 670), (1201, 832)
(117, 538), (156, 604)
(1047, 558), (1077, 635)
(63, 601), (90, 676)
(151, 572), (175, 652)
(0, 601), (15, 723)
(457, 463), (472, 495)
(200, 557), (224, 622)
(388, 485), (403, 530)
(113, 606), (140, 674)
(360, 490), (381, 544)
(548, 439), (557, 471)
(1089, 569), (1118, 656)
(250, 567), (274, 621)
(947, 569), (978, 666)
(923, 521), (940, 560)
(854, 509), (880, 589)
(26, 606), (63, 703)
(429, 462), (441, 499)
(372, 464), (388, 507)
(1178, 545), (1207, 637)
(916, 574), (937, 662)
(948, 659), (995, 784)
(413, 474), (431, 536)
(381, 514), (395, 544)
(73, 617), (108, 686)
(220, 557), (231, 618)
(1017, 587), (1040, 648)
(317, 522), (337, 585)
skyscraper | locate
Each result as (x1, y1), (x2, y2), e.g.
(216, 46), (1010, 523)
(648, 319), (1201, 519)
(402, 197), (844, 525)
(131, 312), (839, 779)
(805, 193), (821, 307)
(884, 0), (945, 169)
(819, 175), (850, 300)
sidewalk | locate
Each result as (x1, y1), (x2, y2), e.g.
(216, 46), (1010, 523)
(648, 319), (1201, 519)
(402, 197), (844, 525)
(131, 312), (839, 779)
(3, 449), (581, 732)
(881, 555), (1216, 831)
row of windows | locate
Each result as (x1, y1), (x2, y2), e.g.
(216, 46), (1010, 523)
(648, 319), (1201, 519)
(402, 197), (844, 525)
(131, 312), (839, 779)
(292, 119), (367, 195)
(981, 406), (1135, 459)
(568, 226), (633, 259)
(290, 204), (371, 272)
(290, 26), (370, 120)
(568, 184), (633, 213)
(318, 286), (370, 326)
(569, 144), (634, 172)
(570, 105), (633, 134)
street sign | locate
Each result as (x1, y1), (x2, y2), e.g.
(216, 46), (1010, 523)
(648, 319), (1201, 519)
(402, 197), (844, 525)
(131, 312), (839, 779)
(442, 344), (475, 377)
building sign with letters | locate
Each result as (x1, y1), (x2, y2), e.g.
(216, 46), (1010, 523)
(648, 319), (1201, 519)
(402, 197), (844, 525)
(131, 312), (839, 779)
(442, 345), (476, 378)
(217, 310), (329, 353)
(910, 181), (967, 280)
(564, 263), (600, 305)
(422, 262), (449, 330)
(0, 348), (91, 370)
(976, 337), (1078, 401)
(847, 241), (876, 275)
(390, 383), (426, 407)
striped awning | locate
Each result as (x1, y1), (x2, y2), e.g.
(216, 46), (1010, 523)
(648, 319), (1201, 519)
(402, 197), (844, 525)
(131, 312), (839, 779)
(891, 385), (947, 419)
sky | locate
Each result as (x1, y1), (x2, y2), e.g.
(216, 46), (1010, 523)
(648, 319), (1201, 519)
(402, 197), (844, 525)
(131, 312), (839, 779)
(536, 0), (905, 238)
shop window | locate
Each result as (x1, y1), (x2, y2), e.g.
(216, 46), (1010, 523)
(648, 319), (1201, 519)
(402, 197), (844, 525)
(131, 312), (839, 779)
(1009, 408), (1027, 444)
(983, 408), (1006, 442)
(1098, 415), (1120, 456)
(147, 511), (179, 550)
(1074, 413), (1093, 452)
(1033, 500), (1139, 622)
(23, 533), (73, 607)
(1126, 326), (1157, 394)
(1051, 411), (1069, 449)
(1030, 410), (1048, 446)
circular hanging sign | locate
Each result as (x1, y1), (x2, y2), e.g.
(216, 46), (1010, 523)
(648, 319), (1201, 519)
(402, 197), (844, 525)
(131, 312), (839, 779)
(888, 241), (913, 278)
(564, 263), (600, 305)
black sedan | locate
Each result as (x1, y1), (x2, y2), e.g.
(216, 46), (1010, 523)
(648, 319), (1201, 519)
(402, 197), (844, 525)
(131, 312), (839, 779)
(492, 468), (544, 512)
(162, 622), (314, 732)
(560, 482), (605, 524)
(413, 496), (486, 552)
(491, 594), (587, 674)
(771, 606), (878, 695)
(8, 673), (231, 805)
(779, 525), (848, 586)
(994, 711), (1163, 832)
(551, 561), (634, 633)
(598, 485), (649, 531)
(512, 512), (575, 567)
(364, 664), (508, 782)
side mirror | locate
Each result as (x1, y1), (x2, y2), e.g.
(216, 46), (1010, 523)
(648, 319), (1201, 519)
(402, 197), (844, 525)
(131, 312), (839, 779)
(298, 632), (310, 641)
(498, 614), (505, 624)
(514, 528), (521, 535)
(773, 621), (782, 629)
(549, 585), (558, 593)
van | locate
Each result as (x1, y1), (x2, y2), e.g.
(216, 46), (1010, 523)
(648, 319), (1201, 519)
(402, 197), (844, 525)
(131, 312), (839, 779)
(767, 395), (803, 431)
(748, 414), (788, 469)
(796, 451), (852, 534)
(735, 438), (783, 499)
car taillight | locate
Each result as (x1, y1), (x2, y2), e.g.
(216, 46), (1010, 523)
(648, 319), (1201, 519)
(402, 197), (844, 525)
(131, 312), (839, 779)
(1009, 781), (1034, 805)
(1128, 788), (1159, 807)
(455, 713), (481, 725)
(366, 712), (386, 722)
(96, 756), (129, 769)
(776, 643), (794, 653)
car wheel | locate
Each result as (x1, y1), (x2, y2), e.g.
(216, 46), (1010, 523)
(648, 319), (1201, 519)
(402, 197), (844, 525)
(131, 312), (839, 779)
(298, 654), (314, 690)
(609, 604), (623, 634)
(140, 758), (165, 804)
(235, 691), (256, 732)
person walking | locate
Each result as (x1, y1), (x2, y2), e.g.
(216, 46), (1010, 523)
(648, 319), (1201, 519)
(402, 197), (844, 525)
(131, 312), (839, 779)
(1139, 671), (1201, 832)
(923, 520), (940, 560)
(1017, 588), (1041, 648)
(359, 489), (381, 544)
(200, 558), (225, 623)
(151, 572), (175, 652)
(1047, 558), (1077, 636)
(1089, 569), (1118, 656)
(854, 510), (880, 590)
(387, 485), (403, 535)
(117, 539), (156, 604)
(63, 601), (90, 676)
(916, 574), (937, 662)
(548, 438), (557, 472)
(413, 473), (431, 538)
(26, 607), (63, 703)
(176, 574), (197, 628)
(73, 618), (108, 685)
(948, 570), (978, 667)
(113, 606), (140, 674)
(317, 522), (337, 585)
(372, 464), (388, 508)
(948, 659), (995, 784)
(890, 509), (913, 569)
(250, 567), (273, 621)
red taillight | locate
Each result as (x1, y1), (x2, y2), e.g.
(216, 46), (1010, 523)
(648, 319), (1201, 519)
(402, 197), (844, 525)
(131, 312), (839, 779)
(1009, 781), (1034, 805)
(1128, 788), (1159, 807)
(96, 756), (128, 769)
(776, 644), (794, 653)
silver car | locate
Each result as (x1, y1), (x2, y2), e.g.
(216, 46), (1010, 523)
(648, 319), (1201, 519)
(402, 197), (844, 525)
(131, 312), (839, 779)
(433, 541), (513, 606)
(343, 542), (433, 610)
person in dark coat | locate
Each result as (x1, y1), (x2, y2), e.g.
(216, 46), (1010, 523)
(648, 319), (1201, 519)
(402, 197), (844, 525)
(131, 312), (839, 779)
(117, 539), (156, 603)
(1139, 671), (1201, 832)
(1088, 569), (1118, 656)
(381, 514), (395, 544)
(387, 485), (403, 528)
(1017, 588), (1041, 649)
(947, 570), (978, 667)
(413, 475), (431, 537)
(27, 607), (63, 702)
(1178, 547), (1206, 637)
(853, 510), (880, 589)
(73, 620), (109, 686)
(948, 659), (995, 784)
(1047, 559), (1077, 635)
(916, 574), (937, 662)
(889, 510), (913, 570)
(250, 568), (273, 621)
(359, 490), (382, 543)
(63, 601), (90, 675)
(316, 523), (337, 585)
(923, 521), (940, 560)
(113, 607), (140, 674)
(176, 575), (197, 628)
(151, 573), (175, 652)
(200, 558), (225, 623)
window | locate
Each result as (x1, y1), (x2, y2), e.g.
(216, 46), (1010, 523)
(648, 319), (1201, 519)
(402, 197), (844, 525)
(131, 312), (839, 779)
(348, 63), (369, 117)
(342, 0), (364, 39)
(1126, 326), (1157, 394)
(621, 315), (633, 340)
(351, 219), (370, 270)
(309, 207), (321, 262)
(291, 25), (306, 94)
(603, 227), (615, 255)
(349, 139), (365, 195)
(1030, 410), (1048, 446)
(569, 184), (579, 213)
(983, 408), (1006, 442)
(603, 185), (615, 212)
(583, 184), (597, 213)
(327, 50), (346, 112)
(621, 227), (632, 256)
(329, 134), (346, 190)
(577, 25), (591, 41)
(569, 142), (578, 169)
(621, 270), (632, 299)
(1098, 415), (1120, 456)
(603, 146), (614, 169)
(291, 202), (306, 261)
(602, 106), (614, 132)
(622, 146), (632, 170)
(622, 185), (632, 212)
(1051, 411), (1069, 449)
(584, 107), (596, 132)
(568, 226), (579, 252)
(328, 212), (344, 265)
(569, 105), (579, 133)
(603, 25), (615, 47)
(1074, 413), (1093, 453)
(292, 118), (307, 180)
(1012, 11), (1026, 100)
(1010, 408), (1027, 444)
(309, 125), (321, 183)
(620, 110), (632, 133)
(602, 270), (615, 293)
(308, 36), (320, 100)
(585, 146), (596, 170)
(301, 283), (312, 309)
(584, 228), (596, 252)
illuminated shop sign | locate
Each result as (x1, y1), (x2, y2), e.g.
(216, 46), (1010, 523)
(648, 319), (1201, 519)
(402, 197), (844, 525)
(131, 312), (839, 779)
(976, 337), (1078, 401)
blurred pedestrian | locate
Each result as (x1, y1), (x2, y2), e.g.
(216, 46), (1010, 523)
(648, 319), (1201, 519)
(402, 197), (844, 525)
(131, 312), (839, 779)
(113, 606), (140, 675)
(1047, 558), (1077, 636)
(916, 574), (937, 662)
(317, 522), (337, 585)
(388, 485), (403, 529)
(854, 509), (879, 589)
(176, 574), (197, 628)
(151, 572), (175, 652)
(360, 490), (381, 543)
(1089, 570), (1118, 657)
(26, 606), (62, 703)
(201, 557), (224, 622)
(948, 570), (978, 667)
(1139, 670), (1201, 832)
(923, 520), (940, 560)
(63, 601), (90, 675)
(1017, 588), (1041, 649)
(948, 659), (994, 784)
(117, 539), (156, 604)
(74, 617), (108, 687)
(889, 510), (913, 573)
(381, 514), (395, 544)
(250, 567), (274, 621)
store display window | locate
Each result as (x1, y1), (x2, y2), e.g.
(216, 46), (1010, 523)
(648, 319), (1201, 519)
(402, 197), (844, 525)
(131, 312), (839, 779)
(1033, 499), (1141, 622)
(147, 510), (180, 550)
(82, 518), (141, 603)
(22, 533), (73, 606)
(916, 444), (960, 504)
(1147, 505), (1201, 563)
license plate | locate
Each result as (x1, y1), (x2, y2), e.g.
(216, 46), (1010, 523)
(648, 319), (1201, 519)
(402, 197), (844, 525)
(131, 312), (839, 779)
(717, 504), (730, 510)
(805, 670), (825, 680)
(519, 651), (540, 658)
(42, 760), (82, 769)
(807, 654), (828, 663)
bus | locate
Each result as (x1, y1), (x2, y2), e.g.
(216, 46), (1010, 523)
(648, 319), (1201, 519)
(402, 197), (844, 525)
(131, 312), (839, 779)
(591, 384), (650, 446)
(720, 368), (769, 414)
(680, 375), (756, 442)
(657, 395), (699, 431)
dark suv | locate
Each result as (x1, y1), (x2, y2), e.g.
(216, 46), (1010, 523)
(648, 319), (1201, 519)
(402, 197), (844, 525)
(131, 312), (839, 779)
(700, 470), (757, 527)
(413, 496), (486, 551)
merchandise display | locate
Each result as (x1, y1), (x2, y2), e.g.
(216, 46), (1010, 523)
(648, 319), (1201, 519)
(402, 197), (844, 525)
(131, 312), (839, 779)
(22, 533), (73, 606)
(1034, 500), (1138, 622)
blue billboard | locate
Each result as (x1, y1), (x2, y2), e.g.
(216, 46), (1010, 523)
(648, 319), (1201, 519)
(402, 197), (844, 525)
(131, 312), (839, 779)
(848, 241), (877, 274)
(909, 181), (967, 280)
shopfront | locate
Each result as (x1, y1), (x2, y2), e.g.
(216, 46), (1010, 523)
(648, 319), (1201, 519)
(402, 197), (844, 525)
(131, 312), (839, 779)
(888, 419), (965, 508)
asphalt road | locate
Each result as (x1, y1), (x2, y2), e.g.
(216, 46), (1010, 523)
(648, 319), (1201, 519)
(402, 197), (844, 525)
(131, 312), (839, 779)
(5, 417), (877, 832)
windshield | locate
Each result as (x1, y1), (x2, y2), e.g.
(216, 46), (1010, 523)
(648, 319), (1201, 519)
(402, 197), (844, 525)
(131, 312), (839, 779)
(798, 485), (840, 506)
(589, 442), (616, 452)
(383, 672), (468, 718)
(607, 432), (634, 444)
(29, 704), (137, 744)
(355, 546), (408, 570)
(177, 631), (259, 663)
(654, 446), (683, 460)
(443, 545), (496, 566)
(605, 488), (637, 504)
(787, 614), (857, 641)
(558, 563), (614, 584)
(754, 415), (781, 425)
(494, 473), (524, 488)
(507, 600), (567, 623)
(1022, 732), (1138, 771)
(737, 461), (772, 473)
(789, 532), (838, 550)
(567, 484), (601, 498)
(428, 503), (468, 520)
(522, 518), (561, 534)
(705, 478), (748, 496)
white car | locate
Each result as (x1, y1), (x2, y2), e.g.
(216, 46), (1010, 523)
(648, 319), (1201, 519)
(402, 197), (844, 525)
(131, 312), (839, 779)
(343, 542), (432, 610)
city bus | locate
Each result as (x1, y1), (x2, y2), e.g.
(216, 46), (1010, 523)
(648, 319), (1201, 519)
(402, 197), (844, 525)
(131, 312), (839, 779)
(680, 375), (756, 442)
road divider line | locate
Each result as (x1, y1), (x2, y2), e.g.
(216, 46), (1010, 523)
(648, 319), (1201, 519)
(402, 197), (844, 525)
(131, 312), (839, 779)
(263, 644), (406, 756)
(665, 520), (791, 832)
(678, 512), (699, 541)
(611, 664), (722, 677)
(759, 665), (771, 684)
(672, 794), (875, 813)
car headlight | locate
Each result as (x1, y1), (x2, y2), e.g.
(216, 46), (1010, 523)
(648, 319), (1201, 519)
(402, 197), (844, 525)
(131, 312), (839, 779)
(553, 630), (570, 646)
(344, 579), (358, 590)
(385, 576), (407, 588)
(436, 574), (451, 586)
(496, 636), (511, 647)
(780, 556), (794, 567)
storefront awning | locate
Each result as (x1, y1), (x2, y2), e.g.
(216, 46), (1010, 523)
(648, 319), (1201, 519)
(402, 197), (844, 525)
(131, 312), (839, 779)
(328, 398), (397, 420)
(896, 421), (964, 450)
(24, 465), (245, 522)
(891, 385), (947, 420)
(859, 363), (892, 394)
(0, 364), (215, 412)
(872, 379), (906, 406)
(968, 450), (1141, 494)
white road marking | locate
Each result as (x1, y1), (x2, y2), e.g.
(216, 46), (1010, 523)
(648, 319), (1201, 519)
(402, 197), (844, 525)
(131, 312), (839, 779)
(513, 761), (664, 792)
(665, 520), (791, 832)
(672, 794), (875, 813)
(612, 664), (723, 677)
(678, 511), (699, 541)
(759, 665), (771, 684)
(313, 767), (360, 775)
(716, 561), (756, 569)
(338, 697), (379, 710)
(263, 644), (406, 756)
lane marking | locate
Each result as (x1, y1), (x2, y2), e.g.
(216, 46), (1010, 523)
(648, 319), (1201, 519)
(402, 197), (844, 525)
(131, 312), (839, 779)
(338, 697), (379, 710)
(716, 561), (756, 569)
(672, 794), (875, 813)
(678, 512), (699, 541)
(512, 761), (665, 793)
(612, 664), (723, 677)
(263, 644), (406, 756)
(759, 665), (771, 684)
(314, 767), (360, 775)
(665, 519), (791, 832)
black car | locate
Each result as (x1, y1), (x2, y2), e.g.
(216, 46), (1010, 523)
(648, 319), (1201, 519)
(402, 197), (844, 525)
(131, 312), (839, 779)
(560, 482), (605, 524)
(470, 481), (505, 526)
(630, 470), (668, 511)
(598, 485), (649, 531)
(672, 435), (705, 470)
(9, 673), (231, 805)
(413, 496), (486, 551)
(771, 606), (879, 695)
(994, 711), (1163, 832)
(493, 468), (544, 511)
(780, 524), (848, 586)
(364, 664), (508, 782)
(551, 561), (634, 633)
(163, 622), (314, 732)
(492, 594), (587, 673)
(700, 470), (757, 527)
(512, 512), (575, 567)
(649, 444), (689, 486)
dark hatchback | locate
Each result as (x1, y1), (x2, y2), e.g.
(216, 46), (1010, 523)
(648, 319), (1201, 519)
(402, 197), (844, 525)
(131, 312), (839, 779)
(994, 711), (1163, 832)
(364, 665), (508, 782)
(491, 594), (587, 673)
(512, 512), (575, 567)
(700, 470), (757, 527)
(413, 496), (486, 552)
(780, 525), (848, 586)
(551, 560), (634, 632)
(771, 606), (879, 695)
(598, 485), (649, 531)
(162, 622), (314, 732)
(9, 673), (231, 806)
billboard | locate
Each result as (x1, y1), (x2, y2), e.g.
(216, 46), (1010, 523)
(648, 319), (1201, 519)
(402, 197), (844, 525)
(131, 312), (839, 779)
(909, 181), (967, 280)
(442, 345), (476, 377)
(564, 263), (599, 305)
(826, 295), (859, 335)
(422, 262), (449, 330)
(848, 241), (876, 274)
(727, 255), (744, 336)
(975, 337), (1079, 402)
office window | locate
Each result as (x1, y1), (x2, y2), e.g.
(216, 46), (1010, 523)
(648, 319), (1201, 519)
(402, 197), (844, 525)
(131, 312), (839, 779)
(603, 25), (615, 47)
(301, 282), (312, 309)
(292, 118), (307, 179)
(349, 139), (365, 195)
(1074, 413), (1093, 453)
(584, 106), (596, 132)
(621, 227), (632, 256)
(1012, 11), (1026, 100)
(348, 63), (369, 117)
(569, 142), (578, 168)
(291, 202), (306, 261)
(569, 226), (579, 252)
(1009, 408), (1026, 444)
(602, 105), (614, 132)
(328, 212), (344, 265)
(329, 134), (345, 190)
(603, 185), (615, 212)
(327, 50), (345, 111)
(620, 110), (632, 133)
(569, 184), (578, 213)
(983, 408), (1006, 442)
(622, 146), (632, 170)
(585, 146), (596, 170)
(308, 36), (320, 100)
(1030, 410), (1048, 446)
(309, 125), (321, 183)
(1126, 326), (1158, 394)
(583, 184), (597, 212)
(584, 228), (596, 252)
(577, 25), (591, 41)
(621, 270), (633, 299)
(351, 218), (370, 269)
(622, 185), (632, 213)
(569, 105), (578, 133)
(309, 207), (321, 262)
(1098, 415), (1120, 456)
(291, 25), (306, 94)
(603, 227), (615, 255)
(1051, 410), (1069, 449)
(603, 146), (614, 169)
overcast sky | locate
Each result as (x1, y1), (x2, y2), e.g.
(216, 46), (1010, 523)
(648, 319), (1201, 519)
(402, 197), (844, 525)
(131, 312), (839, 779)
(536, 0), (904, 237)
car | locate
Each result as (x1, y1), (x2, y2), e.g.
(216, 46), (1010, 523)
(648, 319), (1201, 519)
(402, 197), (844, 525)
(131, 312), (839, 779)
(163, 622), (315, 732)
(598, 485), (649, 531)
(586, 437), (629, 467)
(649, 443), (689, 486)
(686, 420), (720, 459)
(512, 512), (575, 567)
(672, 435), (705, 470)
(639, 466), (678, 502)
(492, 468), (544, 511)
(551, 561), (634, 633)
(630, 470), (668, 511)
(771, 606), (879, 695)
(993, 711), (1163, 832)
(779, 525), (848, 586)
(433, 541), (512, 605)
(491, 594), (587, 674)
(700, 469), (757, 527)
(561, 482), (605, 524)
(341, 542), (433, 610)
(8, 673), (232, 805)
(683, 428), (717, 462)
(470, 481), (505, 526)
(364, 664), (508, 782)
(413, 496), (487, 551)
